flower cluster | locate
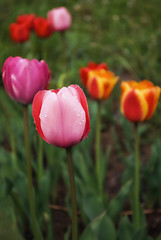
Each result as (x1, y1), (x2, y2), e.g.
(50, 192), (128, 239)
(9, 7), (72, 43)
(80, 62), (160, 122)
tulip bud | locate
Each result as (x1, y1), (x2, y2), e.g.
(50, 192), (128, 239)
(121, 80), (160, 122)
(48, 7), (72, 31)
(2, 56), (51, 105)
(32, 85), (90, 148)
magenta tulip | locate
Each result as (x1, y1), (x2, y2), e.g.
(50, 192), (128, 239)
(2, 56), (51, 105)
(32, 85), (90, 148)
(47, 7), (72, 31)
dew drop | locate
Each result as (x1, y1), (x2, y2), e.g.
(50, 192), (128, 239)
(77, 113), (80, 117)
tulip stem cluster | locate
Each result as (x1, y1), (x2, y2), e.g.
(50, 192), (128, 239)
(23, 106), (43, 240)
(133, 123), (140, 230)
(66, 147), (78, 240)
(96, 101), (102, 194)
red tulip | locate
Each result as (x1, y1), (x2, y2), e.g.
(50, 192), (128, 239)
(17, 14), (35, 30)
(34, 17), (53, 38)
(9, 23), (30, 43)
(32, 85), (90, 148)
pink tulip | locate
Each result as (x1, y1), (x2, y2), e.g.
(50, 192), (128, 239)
(32, 85), (90, 148)
(48, 7), (72, 31)
(2, 56), (51, 105)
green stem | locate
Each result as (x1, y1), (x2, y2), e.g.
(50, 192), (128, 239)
(38, 135), (43, 183)
(96, 101), (102, 194)
(66, 147), (78, 240)
(23, 105), (43, 240)
(133, 123), (140, 230)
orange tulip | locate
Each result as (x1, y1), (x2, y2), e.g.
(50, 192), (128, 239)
(80, 62), (108, 86)
(80, 62), (119, 100)
(121, 80), (160, 122)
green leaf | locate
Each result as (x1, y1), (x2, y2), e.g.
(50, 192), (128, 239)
(0, 200), (24, 240)
(80, 225), (97, 240)
(157, 234), (161, 240)
(92, 212), (116, 240)
(132, 226), (148, 240)
(108, 180), (132, 222)
(81, 212), (116, 240)
(118, 216), (134, 240)
(82, 191), (105, 220)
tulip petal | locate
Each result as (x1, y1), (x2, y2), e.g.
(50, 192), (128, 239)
(122, 89), (148, 122)
(69, 85), (90, 140)
(88, 77), (100, 99)
(143, 87), (160, 120)
(32, 90), (47, 141)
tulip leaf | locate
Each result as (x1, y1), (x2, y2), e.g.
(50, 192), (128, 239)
(118, 216), (134, 240)
(157, 234), (161, 240)
(0, 200), (24, 240)
(132, 226), (148, 240)
(82, 191), (105, 220)
(82, 211), (116, 240)
(108, 180), (132, 222)
(80, 226), (97, 240)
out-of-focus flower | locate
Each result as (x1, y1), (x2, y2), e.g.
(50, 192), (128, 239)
(48, 7), (72, 31)
(121, 80), (160, 122)
(80, 62), (118, 100)
(80, 62), (108, 86)
(32, 85), (90, 148)
(9, 23), (30, 43)
(34, 17), (53, 38)
(2, 56), (51, 105)
(17, 14), (35, 30)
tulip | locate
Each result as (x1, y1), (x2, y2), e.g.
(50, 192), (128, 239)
(80, 62), (119, 100)
(80, 61), (108, 86)
(120, 80), (160, 230)
(32, 85), (90, 148)
(9, 23), (30, 43)
(17, 14), (35, 30)
(80, 62), (119, 194)
(32, 84), (90, 240)
(47, 7), (72, 31)
(121, 80), (160, 122)
(34, 17), (53, 38)
(2, 56), (51, 105)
